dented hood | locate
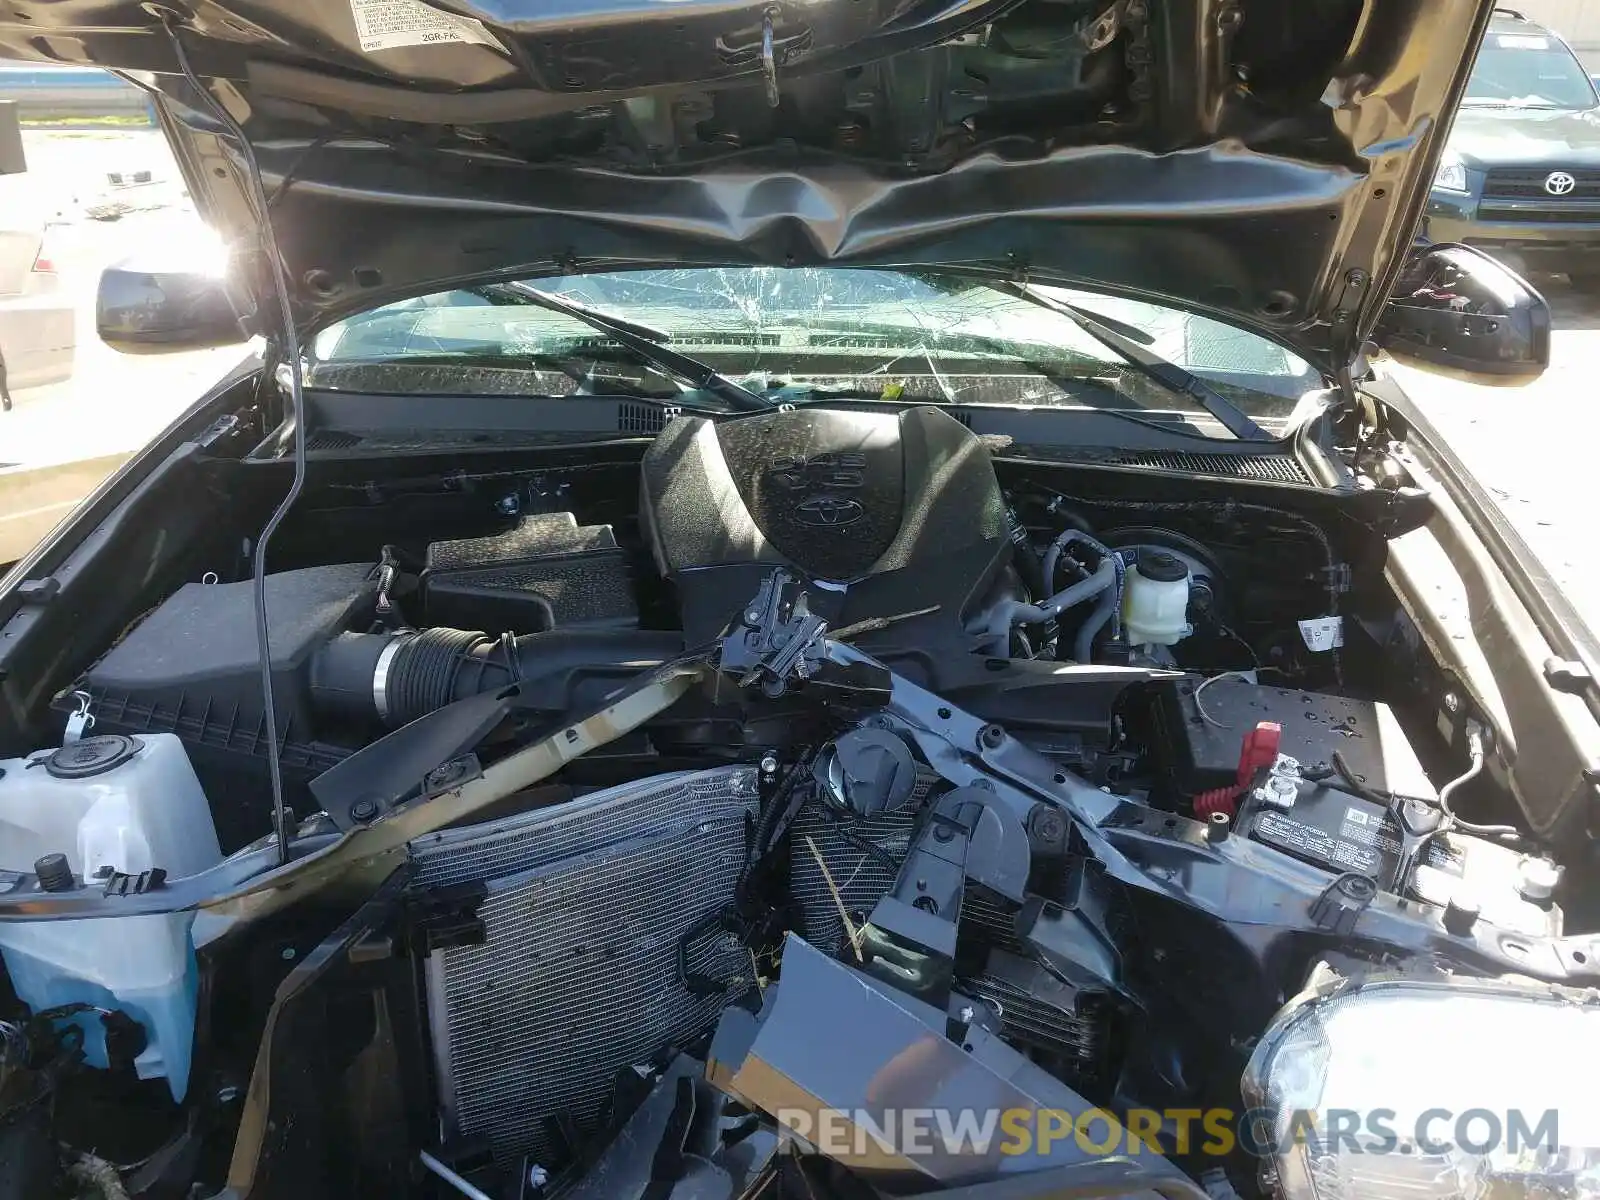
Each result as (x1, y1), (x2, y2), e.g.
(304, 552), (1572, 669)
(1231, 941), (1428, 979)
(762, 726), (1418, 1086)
(3, 0), (1493, 370)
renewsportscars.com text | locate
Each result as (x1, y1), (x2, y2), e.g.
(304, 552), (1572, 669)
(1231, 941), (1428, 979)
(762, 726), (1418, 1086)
(774, 1107), (1561, 1159)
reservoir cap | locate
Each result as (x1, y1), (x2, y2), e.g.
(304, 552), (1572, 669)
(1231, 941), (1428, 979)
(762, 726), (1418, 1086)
(1136, 548), (1189, 583)
(44, 734), (141, 779)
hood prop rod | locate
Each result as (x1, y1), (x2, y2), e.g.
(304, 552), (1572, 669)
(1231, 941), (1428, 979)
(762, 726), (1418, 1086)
(161, 13), (307, 866)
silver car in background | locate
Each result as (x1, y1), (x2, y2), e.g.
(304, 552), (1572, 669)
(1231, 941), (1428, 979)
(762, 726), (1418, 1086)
(0, 183), (73, 405)
(0, 100), (73, 408)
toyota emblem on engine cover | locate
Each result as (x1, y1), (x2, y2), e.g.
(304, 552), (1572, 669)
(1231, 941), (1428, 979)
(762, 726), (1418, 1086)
(1545, 171), (1577, 196)
(794, 495), (865, 527)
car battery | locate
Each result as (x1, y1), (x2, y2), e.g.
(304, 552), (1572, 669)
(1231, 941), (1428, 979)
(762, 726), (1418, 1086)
(1153, 674), (1559, 937)
(1151, 675), (1434, 799)
(1234, 760), (1559, 938)
(1238, 766), (1443, 888)
(422, 512), (638, 633)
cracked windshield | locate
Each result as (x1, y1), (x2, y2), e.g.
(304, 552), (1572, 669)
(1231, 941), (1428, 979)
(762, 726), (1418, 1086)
(307, 268), (1317, 434)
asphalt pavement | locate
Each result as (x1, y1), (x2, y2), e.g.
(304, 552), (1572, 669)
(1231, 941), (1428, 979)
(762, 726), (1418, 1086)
(2, 129), (1597, 641)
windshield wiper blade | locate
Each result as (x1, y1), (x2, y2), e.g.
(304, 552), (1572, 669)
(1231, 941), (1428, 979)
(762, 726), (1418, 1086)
(310, 351), (729, 413)
(488, 281), (772, 412)
(1003, 282), (1275, 441)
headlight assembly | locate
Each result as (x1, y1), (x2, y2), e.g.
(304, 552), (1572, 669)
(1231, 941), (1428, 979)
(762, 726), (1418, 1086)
(1243, 975), (1600, 1200)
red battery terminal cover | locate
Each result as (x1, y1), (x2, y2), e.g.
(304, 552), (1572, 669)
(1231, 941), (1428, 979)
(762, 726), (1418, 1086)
(1192, 720), (1282, 819)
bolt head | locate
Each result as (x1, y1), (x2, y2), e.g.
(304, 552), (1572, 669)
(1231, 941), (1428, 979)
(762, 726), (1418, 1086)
(1030, 809), (1067, 842)
(427, 760), (467, 789)
(1443, 893), (1480, 935)
(1516, 855), (1563, 901)
(1341, 875), (1375, 899)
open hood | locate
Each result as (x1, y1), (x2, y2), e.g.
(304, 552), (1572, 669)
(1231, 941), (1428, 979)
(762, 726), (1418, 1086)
(4, 0), (1493, 371)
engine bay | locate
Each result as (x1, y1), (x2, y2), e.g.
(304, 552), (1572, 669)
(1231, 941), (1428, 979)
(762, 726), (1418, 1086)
(62, 407), (1355, 842)
(0, 404), (1592, 1200)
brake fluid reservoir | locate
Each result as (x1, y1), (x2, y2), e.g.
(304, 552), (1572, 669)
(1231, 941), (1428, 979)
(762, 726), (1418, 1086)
(1122, 549), (1191, 646)
(0, 734), (220, 1100)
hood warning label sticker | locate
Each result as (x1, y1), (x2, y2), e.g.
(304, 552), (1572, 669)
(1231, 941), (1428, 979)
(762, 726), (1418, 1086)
(350, 0), (506, 53)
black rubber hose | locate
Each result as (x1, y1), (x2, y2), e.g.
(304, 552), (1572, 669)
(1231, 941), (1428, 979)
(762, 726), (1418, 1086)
(1005, 506), (1048, 601)
(388, 628), (484, 725)
(312, 627), (685, 726)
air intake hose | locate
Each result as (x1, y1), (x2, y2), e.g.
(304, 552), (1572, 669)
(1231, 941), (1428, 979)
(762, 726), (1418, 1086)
(312, 627), (685, 727)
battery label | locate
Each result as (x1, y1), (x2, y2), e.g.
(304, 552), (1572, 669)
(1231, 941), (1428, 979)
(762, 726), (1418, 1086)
(1253, 811), (1381, 873)
(1338, 804), (1402, 854)
(1249, 794), (1464, 884)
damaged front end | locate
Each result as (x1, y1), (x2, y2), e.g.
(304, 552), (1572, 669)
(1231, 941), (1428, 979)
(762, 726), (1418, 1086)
(2, 552), (1597, 1200)
(0, 0), (1593, 1193)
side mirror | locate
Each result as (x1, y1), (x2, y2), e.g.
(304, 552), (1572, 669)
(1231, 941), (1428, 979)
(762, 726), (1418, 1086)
(96, 263), (248, 354)
(1371, 243), (1550, 384)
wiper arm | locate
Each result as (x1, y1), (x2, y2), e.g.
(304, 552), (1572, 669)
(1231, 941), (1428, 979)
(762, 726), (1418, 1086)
(991, 286), (1159, 346)
(1001, 282), (1275, 441)
(487, 281), (772, 412)
(900, 270), (1160, 346)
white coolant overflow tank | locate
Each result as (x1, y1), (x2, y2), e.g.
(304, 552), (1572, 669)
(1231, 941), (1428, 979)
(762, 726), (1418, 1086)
(0, 733), (221, 1101)
(1122, 549), (1192, 646)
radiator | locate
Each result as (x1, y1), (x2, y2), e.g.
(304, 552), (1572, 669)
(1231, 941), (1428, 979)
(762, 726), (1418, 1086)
(789, 787), (1105, 1080)
(411, 767), (759, 1166)
(788, 775), (1022, 957)
(965, 951), (1107, 1076)
(788, 803), (915, 957)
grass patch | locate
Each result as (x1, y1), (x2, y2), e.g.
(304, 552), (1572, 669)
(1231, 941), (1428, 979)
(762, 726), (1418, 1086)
(20, 113), (154, 129)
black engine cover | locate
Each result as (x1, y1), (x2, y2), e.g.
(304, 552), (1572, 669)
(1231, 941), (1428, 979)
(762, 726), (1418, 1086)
(641, 406), (1010, 668)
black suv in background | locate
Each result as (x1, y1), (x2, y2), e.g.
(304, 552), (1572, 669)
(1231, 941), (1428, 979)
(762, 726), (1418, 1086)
(1426, 8), (1600, 284)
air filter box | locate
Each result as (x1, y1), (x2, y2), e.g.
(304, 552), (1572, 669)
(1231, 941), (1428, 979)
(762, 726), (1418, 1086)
(422, 512), (637, 634)
(62, 563), (373, 848)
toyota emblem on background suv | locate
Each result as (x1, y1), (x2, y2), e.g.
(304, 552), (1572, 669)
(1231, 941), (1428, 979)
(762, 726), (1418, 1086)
(1545, 170), (1577, 196)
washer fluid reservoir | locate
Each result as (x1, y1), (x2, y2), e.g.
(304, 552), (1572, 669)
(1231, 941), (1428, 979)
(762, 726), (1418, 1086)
(1122, 549), (1192, 647)
(0, 734), (220, 1100)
